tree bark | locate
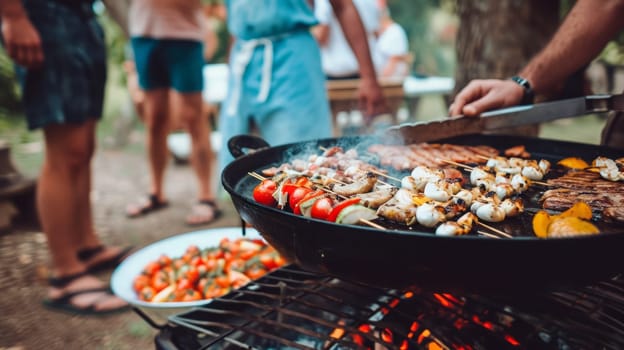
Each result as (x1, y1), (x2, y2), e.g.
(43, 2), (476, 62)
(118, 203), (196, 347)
(454, 0), (561, 136)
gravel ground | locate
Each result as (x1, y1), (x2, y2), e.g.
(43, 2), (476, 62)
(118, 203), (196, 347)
(0, 143), (241, 350)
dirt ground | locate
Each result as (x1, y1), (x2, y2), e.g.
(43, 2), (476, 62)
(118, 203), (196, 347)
(0, 141), (242, 350)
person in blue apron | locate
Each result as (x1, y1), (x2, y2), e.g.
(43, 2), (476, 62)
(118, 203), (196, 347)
(218, 0), (386, 173)
(1, 0), (129, 315)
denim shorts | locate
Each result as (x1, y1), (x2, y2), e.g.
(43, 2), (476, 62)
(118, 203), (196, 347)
(131, 37), (204, 93)
(15, 0), (106, 130)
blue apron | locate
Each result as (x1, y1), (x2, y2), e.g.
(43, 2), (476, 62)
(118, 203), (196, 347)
(218, 0), (332, 172)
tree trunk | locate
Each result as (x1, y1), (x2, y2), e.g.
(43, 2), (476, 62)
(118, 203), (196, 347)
(454, 0), (560, 136)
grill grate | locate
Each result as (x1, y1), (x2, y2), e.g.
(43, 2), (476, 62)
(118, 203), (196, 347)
(157, 266), (624, 350)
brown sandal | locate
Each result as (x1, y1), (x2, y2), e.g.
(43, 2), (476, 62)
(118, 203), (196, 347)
(126, 194), (169, 218)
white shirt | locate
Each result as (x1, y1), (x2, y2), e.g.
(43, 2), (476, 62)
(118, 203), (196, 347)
(314, 0), (380, 77)
(129, 0), (205, 41)
(376, 22), (409, 78)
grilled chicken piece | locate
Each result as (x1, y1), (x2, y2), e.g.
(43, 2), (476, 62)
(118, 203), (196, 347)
(376, 200), (419, 226)
(356, 187), (398, 209)
(332, 172), (377, 196)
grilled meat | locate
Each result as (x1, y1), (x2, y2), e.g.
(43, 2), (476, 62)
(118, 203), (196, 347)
(367, 143), (498, 170)
(541, 171), (624, 222)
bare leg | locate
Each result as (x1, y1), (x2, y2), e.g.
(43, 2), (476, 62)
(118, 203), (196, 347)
(171, 91), (220, 224)
(40, 120), (127, 311)
(171, 91), (215, 201)
(141, 88), (170, 202)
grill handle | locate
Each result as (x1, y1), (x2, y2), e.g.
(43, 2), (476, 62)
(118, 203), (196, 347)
(228, 135), (271, 159)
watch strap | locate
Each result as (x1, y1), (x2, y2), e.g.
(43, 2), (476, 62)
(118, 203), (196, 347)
(510, 76), (535, 104)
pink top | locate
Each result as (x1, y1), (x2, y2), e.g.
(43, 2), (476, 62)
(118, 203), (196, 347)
(129, 0), (206, 41)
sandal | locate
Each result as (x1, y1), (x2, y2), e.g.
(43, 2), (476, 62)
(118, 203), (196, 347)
(43, 271), (129, 316)
(126, 194), (169, 218)
(77, 245), (135, 274)
(186, 200), (222, 226)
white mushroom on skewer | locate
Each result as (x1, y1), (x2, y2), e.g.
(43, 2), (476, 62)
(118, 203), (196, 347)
(476, 202), (506, 222)
(416, 203), (447, 228)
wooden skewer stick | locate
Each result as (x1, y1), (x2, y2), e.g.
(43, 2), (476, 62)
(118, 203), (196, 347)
(359, 219), (387, 230)
(477, 230), (501, 239)
(248, 171), (266, 181)
(368, 169), (402, 183)
(476, 222), (513, 238)
(438, 159), (474, 171)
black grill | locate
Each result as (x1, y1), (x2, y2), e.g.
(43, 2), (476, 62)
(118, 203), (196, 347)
(152, 265), (624, 349)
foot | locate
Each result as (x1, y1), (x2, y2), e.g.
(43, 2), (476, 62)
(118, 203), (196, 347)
(126, 194), (169, 218)
(186, 200), (222, 226)
(77, 245), (134, 274)
(44, 271), (129, 315)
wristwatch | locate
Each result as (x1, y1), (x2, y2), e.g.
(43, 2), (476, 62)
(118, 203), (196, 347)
(510, 76), (535, 105)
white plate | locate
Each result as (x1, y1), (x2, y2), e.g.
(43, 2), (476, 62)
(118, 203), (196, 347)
(111, 227), (261, 322)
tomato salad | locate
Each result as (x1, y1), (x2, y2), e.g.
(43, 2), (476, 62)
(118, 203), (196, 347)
(134, 237), (286, 302)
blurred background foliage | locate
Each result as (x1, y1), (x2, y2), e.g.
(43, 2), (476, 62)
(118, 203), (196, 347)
(1, 0), (622, 151)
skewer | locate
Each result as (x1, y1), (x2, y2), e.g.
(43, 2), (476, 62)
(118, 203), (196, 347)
(368, 169), (402, 183)
(438, 159), (474, 171)
(477, 230), (501, 239)
(476, 222), (513, 238)
(359, 219), (387, 230)
(248, 171), (266, 181)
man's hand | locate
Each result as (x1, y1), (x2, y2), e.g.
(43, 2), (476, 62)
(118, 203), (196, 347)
(1, 13), (44, 68)
(358, 77), (388, 124)
(449, 79), (524, 117)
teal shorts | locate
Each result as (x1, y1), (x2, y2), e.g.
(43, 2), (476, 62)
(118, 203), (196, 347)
(131, 37), (204, 93)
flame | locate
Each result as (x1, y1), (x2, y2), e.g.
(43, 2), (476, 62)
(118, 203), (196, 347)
(433, 293), (452, 308)
(504, 334), (521, 346)
(389, 298), (400, 308)
(410, 321), (420, 332)
(417, 329), (431, 344)
(404, 291), (414, 298)
(329, 327), (344, 339)
(381, 328), (393, 343)
(352, 334), (364, 346)
(472, 315), (494, 330)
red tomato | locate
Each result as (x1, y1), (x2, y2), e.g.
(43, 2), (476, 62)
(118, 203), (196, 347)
(310, 197), (334, 220)
(151, 271), (169, 292)
(327, 198), (361, 222)
(293, 189), (325, 215)
(157, 254), (172, 267)
(289, 187), (313, 212)
(259, 253), (278, 270)
(139, 286), (156, 301)
(177, 278), (193, 291)
(186, 267), (200, 284)
(143, 261), (161, 275)
(215, 275), (230, 288)
(253, 179), (277, 206)
(133, 275), (150, 293)
(181, 289), (202, 302)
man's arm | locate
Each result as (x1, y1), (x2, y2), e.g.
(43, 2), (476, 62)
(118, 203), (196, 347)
(0, 0), (44, 68)
(329, 0), (386, 119)
(450, 0), (624, 117)
(521, 0), (624, 94)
